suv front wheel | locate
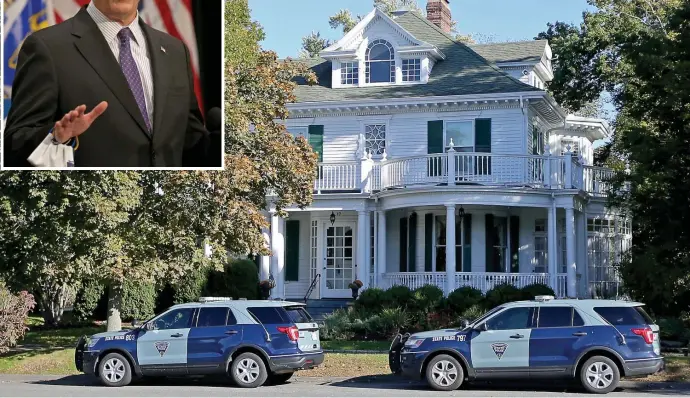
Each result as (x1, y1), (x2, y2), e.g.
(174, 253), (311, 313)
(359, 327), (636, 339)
(98, 353), (132, 387)
(230, 352), (268, 388)
(425, 354), (464, 391)
(579, 356), (620, 394)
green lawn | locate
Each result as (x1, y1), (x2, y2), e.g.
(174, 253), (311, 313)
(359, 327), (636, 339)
(321, 340), (389, 351)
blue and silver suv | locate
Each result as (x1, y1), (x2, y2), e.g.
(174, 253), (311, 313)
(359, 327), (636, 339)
(75, 298), (323, 388)
(389, 296), (662, 394)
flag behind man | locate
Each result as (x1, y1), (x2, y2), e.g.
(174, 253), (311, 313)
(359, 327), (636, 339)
(3, 0), (54, 122)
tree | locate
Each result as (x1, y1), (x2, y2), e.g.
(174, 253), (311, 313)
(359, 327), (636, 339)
(538, 0), (689, 314)
(299, 31), (332, 58)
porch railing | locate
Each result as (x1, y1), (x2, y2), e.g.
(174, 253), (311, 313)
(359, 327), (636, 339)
(308, 153), (616, 196)
(383, 272), (570, 298)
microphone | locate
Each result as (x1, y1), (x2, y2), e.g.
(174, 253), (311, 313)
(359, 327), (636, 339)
(206, 107), (222, 134)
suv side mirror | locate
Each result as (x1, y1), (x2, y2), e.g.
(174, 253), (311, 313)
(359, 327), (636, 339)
(131, 319), (140, 328)
(460, 319), (470, 329)
(475, 323), (488, 332)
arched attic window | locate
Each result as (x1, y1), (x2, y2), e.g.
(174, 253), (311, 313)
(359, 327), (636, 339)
(366, 39), (395, 83)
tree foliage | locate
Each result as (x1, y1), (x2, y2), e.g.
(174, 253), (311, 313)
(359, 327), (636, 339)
(538, 0), (689, 314)
(299, 31), (332, 58)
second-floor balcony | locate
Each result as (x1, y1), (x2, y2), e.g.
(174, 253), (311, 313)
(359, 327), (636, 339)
(313, 149), (616, 197)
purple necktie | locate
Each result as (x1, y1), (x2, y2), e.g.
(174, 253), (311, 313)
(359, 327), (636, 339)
(117, 28), (151, 132)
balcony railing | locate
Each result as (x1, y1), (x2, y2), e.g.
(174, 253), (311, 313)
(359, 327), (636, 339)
(311, 152), (616, 197)
(383, 272), (568, 298)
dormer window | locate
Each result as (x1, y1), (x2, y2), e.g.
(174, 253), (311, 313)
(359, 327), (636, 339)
(402, 59), (421, 82)
(366, 39), (395, 83)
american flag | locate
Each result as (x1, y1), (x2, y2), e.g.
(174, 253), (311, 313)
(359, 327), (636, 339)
(50, 0), (204, 112)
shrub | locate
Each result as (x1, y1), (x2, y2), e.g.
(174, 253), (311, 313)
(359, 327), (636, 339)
(120, 280), (156, 322)
(520, 283), (555, 300)
(384, 285), (414, 309)
(0, 283), (36, 354)
(657, 317), (690, 344)
(460, 304), (486, 323)
(412, 285), (444, 313)
(321, 308), (354, 340)
(447, 286), (484, 315)
(205, 258), (259, 300)
(483, 283), (523, 309)
(353, 287), (389, 316)
(72, 280), (107, 323)
(174, 267), (209, 304)
(364, 307), (408, 339)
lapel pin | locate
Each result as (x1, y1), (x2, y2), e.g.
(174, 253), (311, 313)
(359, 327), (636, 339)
(161, 46), (166, 53)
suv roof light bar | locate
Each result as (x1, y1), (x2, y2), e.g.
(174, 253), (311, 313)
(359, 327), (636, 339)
(199, 297), (233, 302)
(534, 295), (555, 302)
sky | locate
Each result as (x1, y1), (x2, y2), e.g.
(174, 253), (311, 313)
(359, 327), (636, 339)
(247, 0), (596, 58)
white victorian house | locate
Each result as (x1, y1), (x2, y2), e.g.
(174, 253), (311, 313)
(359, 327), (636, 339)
(260, 2), (628, 304)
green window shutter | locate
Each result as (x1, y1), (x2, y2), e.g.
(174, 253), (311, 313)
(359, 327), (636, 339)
(463, 214), (472, 272)
(308, 125), (324, 162)
(510, 216), (520, 273)
(400, 218), (408, 272)
(428, 121), (444, 154)
(285, 220), (300, 281)
(428, 120), (444, 178)
(475, 119), (492, 175)
(532, 125), (539, 154)
(408, 213), (417, 272)
(425, 213), (433, 272)
(485, 214), (496, 272)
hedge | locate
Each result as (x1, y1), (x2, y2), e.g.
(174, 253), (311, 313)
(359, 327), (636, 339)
(321, 283), (556, 341)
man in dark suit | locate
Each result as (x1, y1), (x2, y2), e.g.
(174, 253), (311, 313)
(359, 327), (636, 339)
(3, 0), (219, 167)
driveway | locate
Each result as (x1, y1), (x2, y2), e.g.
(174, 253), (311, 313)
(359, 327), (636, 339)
(0, 374), (688, 397)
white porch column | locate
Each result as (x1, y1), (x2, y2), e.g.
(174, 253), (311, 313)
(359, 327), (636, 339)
(547, 205), (558, 294)
(565, 207), (577, 297)
(260, 228), (271, 281)
(575, 210), (586, 297)
(445, 204), (456, 295)
(357, 210), (369, 290)
(270, 213), (285, 299)
(377, 210), (387, 288)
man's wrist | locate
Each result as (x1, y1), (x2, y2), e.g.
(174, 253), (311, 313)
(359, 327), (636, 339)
(49, 129), (73, 146)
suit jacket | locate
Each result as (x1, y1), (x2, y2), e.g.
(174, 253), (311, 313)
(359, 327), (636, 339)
(3, 7), (220, 168)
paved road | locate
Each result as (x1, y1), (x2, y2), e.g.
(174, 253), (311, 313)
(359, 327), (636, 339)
(0, 374), (688, 397)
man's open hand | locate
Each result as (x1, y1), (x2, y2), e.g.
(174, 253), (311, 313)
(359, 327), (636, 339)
(53, 102), (108, 143)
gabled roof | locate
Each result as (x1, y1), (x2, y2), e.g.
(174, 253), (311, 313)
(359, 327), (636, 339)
(291, 11), (541, 104)
(469, 40), (548, 64)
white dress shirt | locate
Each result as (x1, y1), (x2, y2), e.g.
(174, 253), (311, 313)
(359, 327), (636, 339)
(86, 2), (154, 129)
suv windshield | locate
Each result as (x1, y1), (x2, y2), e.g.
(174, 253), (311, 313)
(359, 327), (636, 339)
(466, 306), (504, 328)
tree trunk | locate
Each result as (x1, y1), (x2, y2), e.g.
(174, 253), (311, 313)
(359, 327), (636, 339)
(107, 284), (123, 332)
(39, 280), (74, 327)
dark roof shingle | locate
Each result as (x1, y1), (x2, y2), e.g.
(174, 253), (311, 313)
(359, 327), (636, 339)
(291, 11), (541, 104)
(469, 40), (548, 64)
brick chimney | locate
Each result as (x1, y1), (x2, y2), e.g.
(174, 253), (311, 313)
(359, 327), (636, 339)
(426, 0), (452, 34)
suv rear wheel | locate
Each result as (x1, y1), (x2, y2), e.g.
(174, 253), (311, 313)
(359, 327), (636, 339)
(425, 354), (464, 391)
(230, 352), (268, 388)
(98, 353), (132, 387)
(579, 356), (620, 394)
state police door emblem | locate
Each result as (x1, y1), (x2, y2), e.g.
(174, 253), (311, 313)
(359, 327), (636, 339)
(154, 341), (169, 357)
(491, 343), (508, 359)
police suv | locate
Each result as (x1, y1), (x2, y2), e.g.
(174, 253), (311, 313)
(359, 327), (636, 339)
(389, 296), (663, 394)
(75, 298), (323, 388)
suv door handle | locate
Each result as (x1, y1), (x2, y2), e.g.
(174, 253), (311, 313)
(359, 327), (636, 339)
(572, 332), (588, 337)
(510, 334), (524, 339)
(225, 330), (238, 335)
(170, 333), (184, 338)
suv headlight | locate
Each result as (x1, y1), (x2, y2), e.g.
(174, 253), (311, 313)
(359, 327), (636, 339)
(404, 338), (425, 349)
(88, 337), (100, 348)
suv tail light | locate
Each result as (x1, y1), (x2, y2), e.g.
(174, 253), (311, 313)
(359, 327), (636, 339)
(632, 327), (654, 344)
(277, 326), (299, 341)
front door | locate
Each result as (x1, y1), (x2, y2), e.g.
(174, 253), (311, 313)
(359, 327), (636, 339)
(137, 306), (195, 374)
(470, 306), (535, 377)
(320, 223), (355, 298)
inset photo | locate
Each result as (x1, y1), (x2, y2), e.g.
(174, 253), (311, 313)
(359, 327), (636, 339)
(2, 0), (223, 169)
